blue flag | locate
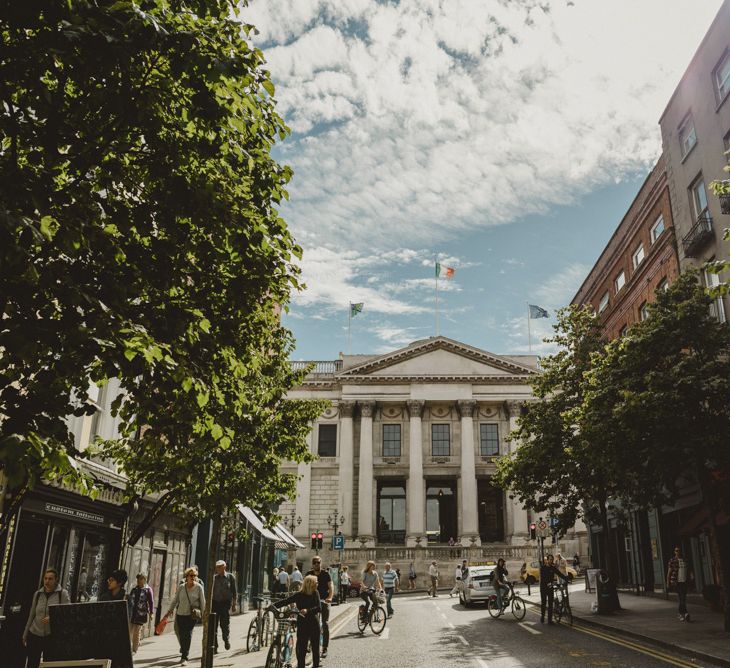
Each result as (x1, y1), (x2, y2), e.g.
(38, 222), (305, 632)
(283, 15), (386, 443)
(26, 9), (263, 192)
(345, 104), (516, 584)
(529, 304), (549, 319)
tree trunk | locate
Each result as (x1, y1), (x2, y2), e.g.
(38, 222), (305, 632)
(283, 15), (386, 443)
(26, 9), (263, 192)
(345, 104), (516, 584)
(598, 496), (621, 612)
(201, 513), (222, 667)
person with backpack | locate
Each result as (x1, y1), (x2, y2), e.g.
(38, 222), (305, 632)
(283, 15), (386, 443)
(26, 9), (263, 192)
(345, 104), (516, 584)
(211, 560), (237, 652)
(128, 573), (154, 654)
(23, 567), (71, 668)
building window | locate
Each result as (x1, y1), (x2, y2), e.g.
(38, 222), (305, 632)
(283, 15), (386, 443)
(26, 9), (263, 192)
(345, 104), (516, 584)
(639, 302), (649, 321)
(632, 244), (645, 269)
(317, 424), (337, 457)
(377, 482), (406, 544)
(382, 424), (401, 457)
(615, 270), (626, 293)
(678, 115), (697, 159)
(598, 291), (609, 313)
(713, 49), (730, 104)
(619, 324), (628, 337)
(431, 424), (450, 457)
(689, 175), (709, 221)
(705, 266), (727, 323)
(650, 215), (665, 243)
(657, 278), (669, 293)
(479, 424), (500, 457)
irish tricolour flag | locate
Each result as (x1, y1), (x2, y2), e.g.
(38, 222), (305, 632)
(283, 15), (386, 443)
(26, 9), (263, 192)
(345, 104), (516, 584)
(435, 261), (455, 279)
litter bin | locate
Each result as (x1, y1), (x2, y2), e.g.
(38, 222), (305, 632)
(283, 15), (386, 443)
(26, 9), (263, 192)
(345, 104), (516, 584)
(595, 570), (613, 614)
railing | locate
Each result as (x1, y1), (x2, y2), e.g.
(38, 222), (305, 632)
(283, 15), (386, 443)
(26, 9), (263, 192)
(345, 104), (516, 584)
(682, 210), (713, 257)
(290, 360), (342, 376)
(339, 544), (536, 563)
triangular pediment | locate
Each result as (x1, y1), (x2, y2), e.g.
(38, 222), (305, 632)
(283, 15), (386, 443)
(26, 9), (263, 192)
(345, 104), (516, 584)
(338, 337), (537, 379)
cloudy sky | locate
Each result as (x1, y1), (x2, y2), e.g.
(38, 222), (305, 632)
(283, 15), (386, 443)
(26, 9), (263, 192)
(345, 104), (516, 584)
(245, 0), (724, 358)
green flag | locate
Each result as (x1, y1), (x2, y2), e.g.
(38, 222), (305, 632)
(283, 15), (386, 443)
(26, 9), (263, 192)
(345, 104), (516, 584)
(350, 302), (364, 317)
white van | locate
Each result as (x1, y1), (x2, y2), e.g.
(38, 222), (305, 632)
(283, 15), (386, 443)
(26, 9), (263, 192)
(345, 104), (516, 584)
(459, 565), (496, 607)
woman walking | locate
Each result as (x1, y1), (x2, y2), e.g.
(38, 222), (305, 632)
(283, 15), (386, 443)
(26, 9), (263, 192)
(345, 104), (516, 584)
(272, 575), (322, 668)
(339, 565), (351, 602)
(128, 573), (154, 654)
(164, 567), (205, 665)
(23, 568), (70, 668)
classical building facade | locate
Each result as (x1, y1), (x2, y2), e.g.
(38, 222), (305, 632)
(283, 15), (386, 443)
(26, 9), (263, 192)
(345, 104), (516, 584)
(283, 337), (586, 573)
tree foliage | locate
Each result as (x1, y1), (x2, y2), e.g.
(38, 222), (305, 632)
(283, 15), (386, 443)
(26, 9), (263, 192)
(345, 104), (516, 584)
(0, 0), (306, 496)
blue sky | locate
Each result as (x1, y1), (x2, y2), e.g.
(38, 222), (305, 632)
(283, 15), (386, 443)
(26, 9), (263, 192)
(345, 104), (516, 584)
(245, 0), (724, 359)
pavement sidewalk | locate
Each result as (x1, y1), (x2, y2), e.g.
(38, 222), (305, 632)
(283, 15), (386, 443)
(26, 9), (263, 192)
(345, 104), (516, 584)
(520, 580), (729, 666)
(130, 601), (356, 668)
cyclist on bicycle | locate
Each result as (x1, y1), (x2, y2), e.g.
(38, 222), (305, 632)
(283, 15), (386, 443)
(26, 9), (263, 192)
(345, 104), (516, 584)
(492, 558), (509, 611)
(272, 574), (321, 668)
(360, 560), (382, 619)
(540, 554), (568, 625)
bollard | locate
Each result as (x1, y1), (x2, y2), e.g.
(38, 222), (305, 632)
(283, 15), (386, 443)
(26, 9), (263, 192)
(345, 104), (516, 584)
(526, 580), (531, 596)
(205, 612), (218, 668)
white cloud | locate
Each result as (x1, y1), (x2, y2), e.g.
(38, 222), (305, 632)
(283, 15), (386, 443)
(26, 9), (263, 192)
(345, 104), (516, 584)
(534, 262), (592, 309)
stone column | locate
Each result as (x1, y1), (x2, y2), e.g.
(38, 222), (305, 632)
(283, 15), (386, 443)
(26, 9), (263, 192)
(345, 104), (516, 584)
(338, 402), (355, 538)
(506, 401), (528, 544)
(357, 401), (375, 546)
(458, 400), (480, 545)
(406, 400), (425, 547)
(295, 427), (314, 539)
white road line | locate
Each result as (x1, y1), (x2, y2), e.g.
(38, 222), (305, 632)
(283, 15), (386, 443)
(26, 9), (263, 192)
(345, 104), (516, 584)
(447, 622), (455, 629)
(378, 628), (390, 640)
(456, 634), (470, 646)
(517, 621), (542, 635)
(475, 659), (490, 668)
(440, 612), (448, 620)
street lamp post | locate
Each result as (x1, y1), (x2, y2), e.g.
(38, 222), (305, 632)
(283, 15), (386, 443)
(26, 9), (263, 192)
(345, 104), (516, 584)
(327, 509), (346, 603)
(286, 510), (302, 567)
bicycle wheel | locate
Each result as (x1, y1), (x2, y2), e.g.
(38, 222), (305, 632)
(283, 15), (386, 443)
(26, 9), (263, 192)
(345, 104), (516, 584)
(265, 641), (282, 668)
(356, 605), (368, 634)
(511, 596), (527, 621)
(487, 595), (501, 619)
(369, 605), (387, 635)
(246, 618), (260, 652)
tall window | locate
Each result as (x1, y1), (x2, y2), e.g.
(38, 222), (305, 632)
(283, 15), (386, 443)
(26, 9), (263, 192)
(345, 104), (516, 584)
(650, 215), (665, 243)
(317, 424), (337, 457)
(678, 115), (697, 158)
(690, 176), (709, 219)
(377, 483), (406, 544)
(657, 277), (669, 294)
(713, 49), (730, 103)
(431, 424), (450, 456)
(598, 291), (609, 313)
(615, 270), (626, 293)
(479, 424), (499, 456)
(632, 243), (645, 269)
(382, 424), (401, 457)
(705, 266), (727, 323)
(639, 302), (649, 321)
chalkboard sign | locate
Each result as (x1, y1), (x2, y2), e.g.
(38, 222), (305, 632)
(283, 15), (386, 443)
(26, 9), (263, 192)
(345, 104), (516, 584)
(41, 661), (111, 668)
(49, 601), (132, 668)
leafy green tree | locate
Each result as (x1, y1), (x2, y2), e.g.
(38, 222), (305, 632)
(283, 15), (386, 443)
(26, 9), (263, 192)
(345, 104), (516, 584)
(1, 2), (293, 494)
(494, 306), (622, 609)
(582, 272), (730, 630)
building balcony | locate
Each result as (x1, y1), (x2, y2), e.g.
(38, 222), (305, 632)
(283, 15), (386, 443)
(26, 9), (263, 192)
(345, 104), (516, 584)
(682, 211), (714, 257)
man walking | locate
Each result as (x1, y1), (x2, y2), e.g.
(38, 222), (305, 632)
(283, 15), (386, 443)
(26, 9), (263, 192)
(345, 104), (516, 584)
(307, 556), (333, 658)
(277, 566), (290, 593)
(667, 546), (691, 622)
(428, 561), (439, 597)
(212, 560), (237, 652)
(290, 566), (303, 592)
(382, 562), (399, 617)
(540, 554), (568, 624)
(23, 568), (70, 668)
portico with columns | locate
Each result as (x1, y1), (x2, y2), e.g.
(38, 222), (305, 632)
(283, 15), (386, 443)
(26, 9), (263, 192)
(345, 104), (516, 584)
(282, 336), (567, 559)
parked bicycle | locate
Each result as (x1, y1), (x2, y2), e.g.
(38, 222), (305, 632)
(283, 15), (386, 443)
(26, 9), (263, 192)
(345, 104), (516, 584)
(265, 606), (298, 668)
(356, 588), (387, 635)
(487, 581), (527, 621)
(550, 581), (573, 625)
(247, 595), (274, 652)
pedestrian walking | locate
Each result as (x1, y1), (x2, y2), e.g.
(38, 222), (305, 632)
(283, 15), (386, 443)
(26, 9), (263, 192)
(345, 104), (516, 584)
(555, 552), (568, 576)
(450, 562), (463, 597)
(277, 566), (290, 593)
(492, 558), (509, 612)
(23, 567), (71, 668)
(667, 546), (692, 622)
(339, 565), (351, 601)
(306, 556), (333, 658)
(382, 562), (399, 617)
(572, 553), (580, 571)
(164, 566), (205, 665)
(540, 555), (568, 625)
(128, 573), (154, 654)
(99, 569), (128, 602)
(272, 575), (322, 668)
(290, 566), (303, 592)
(272, 567), (280, 594)
(359, 561), (382, 619)
(428, 561), (439, 597)
(408, 562), (417, 590)
(211, 560), (237, 652)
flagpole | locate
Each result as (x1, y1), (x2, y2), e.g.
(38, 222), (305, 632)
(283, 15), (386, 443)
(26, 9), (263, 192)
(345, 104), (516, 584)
(435, 254), (439, 336)
(527, 302), (532, 353)
(348, 303), (352, 355)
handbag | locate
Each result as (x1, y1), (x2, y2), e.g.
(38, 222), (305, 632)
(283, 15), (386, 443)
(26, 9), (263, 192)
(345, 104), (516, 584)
(185, 585), (202, 623)
(155, 618), (168, 636)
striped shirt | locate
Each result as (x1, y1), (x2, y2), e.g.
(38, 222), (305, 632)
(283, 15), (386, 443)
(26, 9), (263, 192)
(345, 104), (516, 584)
(382, 570), (398, 589)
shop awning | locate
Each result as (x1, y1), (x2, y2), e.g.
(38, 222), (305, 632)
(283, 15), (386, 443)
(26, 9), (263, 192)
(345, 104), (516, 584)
(237, 505), (304, 548)
(275, 523), (305, 549)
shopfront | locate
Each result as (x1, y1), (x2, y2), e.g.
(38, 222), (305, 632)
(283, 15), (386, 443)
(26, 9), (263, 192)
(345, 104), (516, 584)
(0, 483), (127, 668)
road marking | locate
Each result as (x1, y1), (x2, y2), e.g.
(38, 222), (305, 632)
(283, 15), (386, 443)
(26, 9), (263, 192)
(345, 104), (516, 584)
(517, 621), (542, 635)
(456, 634), (470, 646)
(378, 628), (390, 640)
(447, 621), (455, 629)
(475, 659), (490, 668)
(329, 606), (358, 638)
(440, 612), (448, 620)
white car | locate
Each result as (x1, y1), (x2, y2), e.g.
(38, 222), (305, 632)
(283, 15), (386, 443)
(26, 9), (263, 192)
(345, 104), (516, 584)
(459, 565), (496, 607)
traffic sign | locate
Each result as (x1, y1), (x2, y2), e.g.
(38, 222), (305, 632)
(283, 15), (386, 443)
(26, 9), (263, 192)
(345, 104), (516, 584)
(537, 519), (547, 530)
(332, 534), (345, 550)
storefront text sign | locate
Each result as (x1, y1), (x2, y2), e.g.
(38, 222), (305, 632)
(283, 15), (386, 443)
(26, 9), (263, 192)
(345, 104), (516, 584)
(44, 503), (105, 525)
